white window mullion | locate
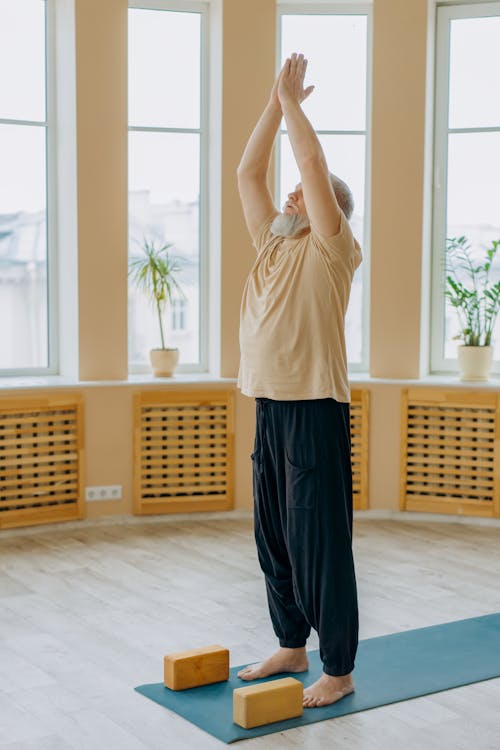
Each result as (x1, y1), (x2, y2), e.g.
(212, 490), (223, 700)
(277, 4), (370, 373)
(0, 0), (53, 376)
(127, 2), (208, 373)
(198, 2), (210, 373)
(45, 0), (59, 375)
(431, 2), (500, 375)
(430, 1), (453, 375)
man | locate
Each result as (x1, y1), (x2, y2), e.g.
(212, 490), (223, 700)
(236, 53), (363, 709)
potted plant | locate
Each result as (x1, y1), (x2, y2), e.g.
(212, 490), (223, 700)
(128, 237), (186, 377)
(443, 235), (500, 381)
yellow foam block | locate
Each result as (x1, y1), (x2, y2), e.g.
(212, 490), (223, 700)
(163, 644), (229, 690)
(233, 677), (303, 729)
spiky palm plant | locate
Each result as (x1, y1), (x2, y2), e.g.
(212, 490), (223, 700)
(442, 236), (500, 347)
(128, 238), (185, 350)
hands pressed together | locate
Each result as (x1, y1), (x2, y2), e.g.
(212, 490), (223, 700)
(270, 52), (315, 109)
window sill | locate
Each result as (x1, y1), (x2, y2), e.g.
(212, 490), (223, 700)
(0, 373), (237, 391)
(1, 372), (500, 391)
(349, 373), (500, 388)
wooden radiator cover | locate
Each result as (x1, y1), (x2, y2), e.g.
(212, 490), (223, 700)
(134, 390), (234, 514)
(0, 394), (84, 530)
(400, 388), (500, 517)
(350, 389), (370, 510)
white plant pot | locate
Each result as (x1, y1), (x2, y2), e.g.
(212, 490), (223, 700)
(457, 345), (493, 382)
(149, 348), (179, 377)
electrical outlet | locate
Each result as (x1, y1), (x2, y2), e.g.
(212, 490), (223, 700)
(85, 485), (122, 501)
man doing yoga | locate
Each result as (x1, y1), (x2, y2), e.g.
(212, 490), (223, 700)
(236, 53), (363, 708)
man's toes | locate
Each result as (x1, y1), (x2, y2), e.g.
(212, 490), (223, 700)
(238, 665), (260, 680)
(305, 693), (324, 708)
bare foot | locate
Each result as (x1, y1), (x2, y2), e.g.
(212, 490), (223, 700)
(303, 672), (355, 708)
(237, 647), (309, 681)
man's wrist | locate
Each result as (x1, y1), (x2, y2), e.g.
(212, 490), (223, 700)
(266, 98), (282, 116)
(280, 98), (302, 114)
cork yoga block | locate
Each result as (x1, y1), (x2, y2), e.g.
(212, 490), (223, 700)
(233, 677), (303, 729)
(163, 644), (230, 690)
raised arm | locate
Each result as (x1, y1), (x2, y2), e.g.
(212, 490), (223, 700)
(278, 53), (342, 237)
(236, 74), (282, 241)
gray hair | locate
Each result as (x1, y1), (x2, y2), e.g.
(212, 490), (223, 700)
(329, 173), (354, 221)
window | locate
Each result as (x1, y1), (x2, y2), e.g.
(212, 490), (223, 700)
(277, 5), (370, 371)
(431, 2), (500, 374)
(128, 2), (207, 372)
(0, 0), (55, 375)
(172, 297), (187, 331)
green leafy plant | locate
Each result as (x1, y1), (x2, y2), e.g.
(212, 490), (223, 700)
(128, 237), (186, 350)
(443, 235), (500, 346)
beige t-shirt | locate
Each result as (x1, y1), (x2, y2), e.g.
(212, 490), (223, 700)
(237, 210), (362, 403)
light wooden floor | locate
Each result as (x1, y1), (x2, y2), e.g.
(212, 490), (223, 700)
(1, 515), (500, 750)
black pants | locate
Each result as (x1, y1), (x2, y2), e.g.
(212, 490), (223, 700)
(251, 397), (359, 676)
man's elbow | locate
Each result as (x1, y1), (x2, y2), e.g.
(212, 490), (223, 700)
(236, 165), (267, 184)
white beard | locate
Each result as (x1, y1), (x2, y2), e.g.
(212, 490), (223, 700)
(270, 212), (310, 238)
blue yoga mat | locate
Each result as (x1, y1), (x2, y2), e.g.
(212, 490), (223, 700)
(134, 612), (500, 743)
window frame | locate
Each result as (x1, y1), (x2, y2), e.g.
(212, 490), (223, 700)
(0, 0), (59, 377)
(276, 2), (372, 374)
(430, 1), (500, 375)
(127, 0), (209, 374)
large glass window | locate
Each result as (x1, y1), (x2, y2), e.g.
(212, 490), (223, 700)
(128, 4), (207, 372)
(0, 0), (52, 374)
(278, 7), (370, 371)
(431, 3), (500, 373)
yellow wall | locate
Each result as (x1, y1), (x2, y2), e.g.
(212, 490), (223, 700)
(76, 0), (129, 380)
(1, 0), (445, 521)
(370, 0), (428, 378)
(221, 0), (277, 377)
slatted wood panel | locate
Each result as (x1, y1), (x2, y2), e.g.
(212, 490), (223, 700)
(350, 389), (370, 510)
(0, 394), (85, 530)
(400, 388), (500, 517)
(134, 390), (235, 514)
